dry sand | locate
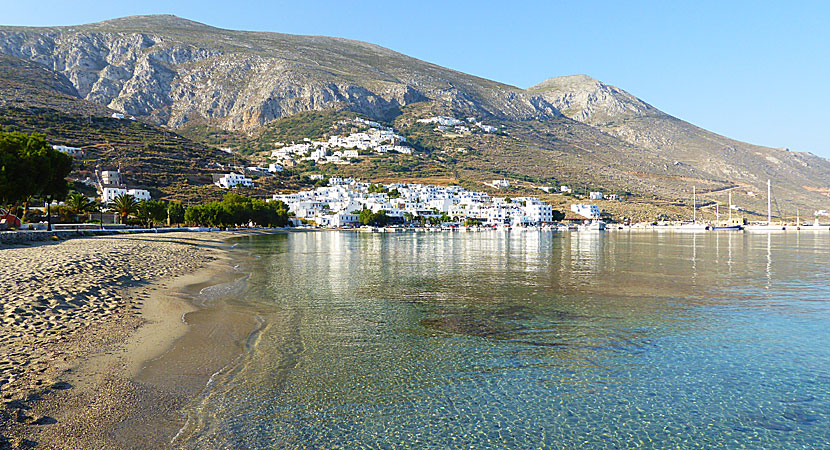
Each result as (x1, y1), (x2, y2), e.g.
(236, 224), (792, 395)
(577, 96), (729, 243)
(0, 230), (272, 449)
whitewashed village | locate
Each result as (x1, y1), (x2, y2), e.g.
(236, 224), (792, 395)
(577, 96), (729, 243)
(272, 177), (602, 229)
(34, 115), (830, 232)
(266, 117), (414, 171)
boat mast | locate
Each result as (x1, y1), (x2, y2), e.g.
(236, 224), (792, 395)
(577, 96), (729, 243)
(728, 192), (732, 223)
(693, 186), (697, 223)
(767, 178), (772, 225)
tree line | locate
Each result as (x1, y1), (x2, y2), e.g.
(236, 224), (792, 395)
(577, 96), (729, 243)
(1, 131), (291, 229)
(182, 193), (290, 228)
(0, 131), (73, 229)
(51, 191), (291, 228)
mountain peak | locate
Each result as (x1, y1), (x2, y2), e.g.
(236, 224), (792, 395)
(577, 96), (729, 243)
(528, 74), (602, 92)
(79, 14), (217, 32)
(528, 74), (655, 123)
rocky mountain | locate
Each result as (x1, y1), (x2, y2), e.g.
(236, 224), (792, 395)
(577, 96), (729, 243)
(0, 53), (266, 203)
(0, 15), (559, 130)
(0, 54), (113, 116)
(0, 15), (828, 214)
(530, 75), (830, 212)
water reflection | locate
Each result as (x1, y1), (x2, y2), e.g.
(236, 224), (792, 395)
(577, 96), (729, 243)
(177, 231), (830, 449)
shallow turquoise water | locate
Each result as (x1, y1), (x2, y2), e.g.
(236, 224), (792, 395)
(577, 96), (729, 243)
(176, 231), (830, 449)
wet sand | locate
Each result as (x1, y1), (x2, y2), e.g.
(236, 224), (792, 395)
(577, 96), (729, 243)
(0, 231), (278, 449)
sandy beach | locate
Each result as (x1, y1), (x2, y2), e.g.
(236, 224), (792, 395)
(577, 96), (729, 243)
(0, 231), (268, 449)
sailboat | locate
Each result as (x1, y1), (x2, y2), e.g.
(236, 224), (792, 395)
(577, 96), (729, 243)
(710, 192), (743, 231)
(676, 186), (708, 231)
(745, 180), (785, 231)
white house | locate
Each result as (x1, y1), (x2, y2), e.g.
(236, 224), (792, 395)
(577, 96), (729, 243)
(492, 179), (511, 189)
(102, 187), (127, 203)
(560, 185), (572, 193)
(522, 203), (554, 224)
(571, 204), (601, 219)
(215, 173), (254, 189)
(53, 145), (82, 155)
(310, 148), (327, 160)
(317, 212), (360, 228)
(589, 192), (604, 200)
(100, 170), (122, 186)
(268, 163), (284, 173)
(111, 113), (126, 120)
(101, 188), (150, 203)
(127, 189), (151, 201)
(417, 116), (462, 126)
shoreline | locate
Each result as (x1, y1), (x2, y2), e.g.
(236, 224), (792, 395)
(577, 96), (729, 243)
(0, 229), (283, 449)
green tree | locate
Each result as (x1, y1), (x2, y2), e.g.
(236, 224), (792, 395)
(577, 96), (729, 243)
(359, 208), (389, 226)
(183, 195), (289, 228)
(65, 192), (94, 222)
(0, 132), (72, 229)
(137, 200), (168, 227)
(184, 204), (204, 226)
(167, 202), (185, 225)
(368, 183), (388, 194)
(110, 194), (138, 224)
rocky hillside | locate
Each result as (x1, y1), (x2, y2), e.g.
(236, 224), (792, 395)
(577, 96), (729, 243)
(1, 15), (828, 214)
(0, 54), (269, 203)
(530, 75), (830, 213)
(0, 15), (559, 130)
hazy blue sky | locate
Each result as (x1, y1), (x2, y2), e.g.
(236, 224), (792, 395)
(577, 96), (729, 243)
(3, 0), (829, 158)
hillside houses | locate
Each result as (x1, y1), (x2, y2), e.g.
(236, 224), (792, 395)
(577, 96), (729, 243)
(419, 116), (499, 135)
(269, 118), (412, 167)
(417, 116), (462, 126)
(95, 169), (151, 203)
(274, 180), (564, 227)
(214, 172), (254, 189)
(53, 145), (83, 156)
(571, 204), (601, 219)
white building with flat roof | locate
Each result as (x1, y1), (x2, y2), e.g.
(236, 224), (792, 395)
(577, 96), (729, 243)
(53, 145), (82, 155)
(100, 170), (123, 186)
(102, 188), (150, 203)
(571, 204), (601, 219)
(215, 173), (253, 189)
(521, 204), (554, 223)
(102, 187), (127, 203)
(128, 189), (151, 201)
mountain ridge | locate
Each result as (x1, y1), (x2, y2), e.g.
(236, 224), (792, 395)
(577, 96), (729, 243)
(0, 15), (828, 214)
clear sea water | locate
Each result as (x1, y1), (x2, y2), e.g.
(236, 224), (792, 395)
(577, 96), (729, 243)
(171, 231), (830, 449)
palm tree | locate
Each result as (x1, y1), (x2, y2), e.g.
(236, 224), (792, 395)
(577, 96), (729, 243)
(110, 194), (138, 224)
(65, 192), (94, 222)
